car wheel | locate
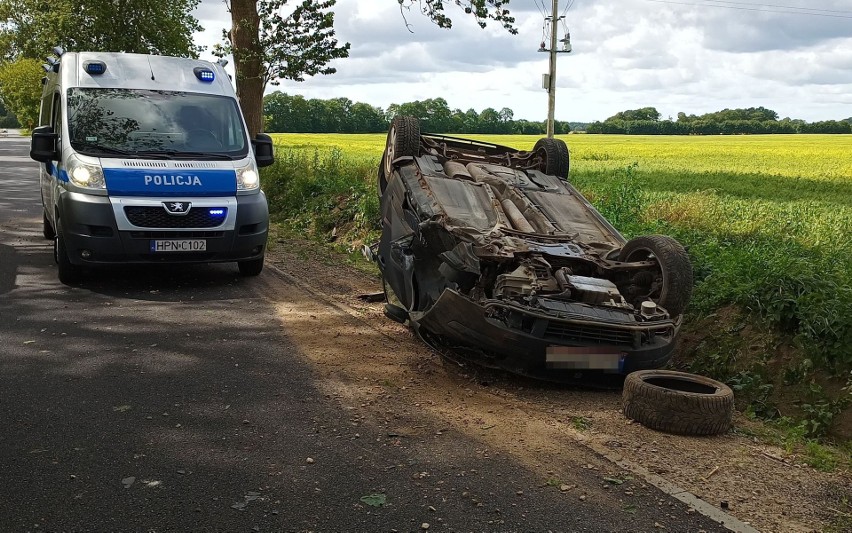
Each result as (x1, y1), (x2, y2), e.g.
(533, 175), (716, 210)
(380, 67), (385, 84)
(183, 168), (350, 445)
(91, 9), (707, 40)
(43, 212), (56, 240)
(622, 370), (734, 436)
(54, 220), (82, 285)
(238, 255), (264, 276)
(383, 116), (420, 179)
(619, 235), (692, 316)
(533, 137), (570, 180)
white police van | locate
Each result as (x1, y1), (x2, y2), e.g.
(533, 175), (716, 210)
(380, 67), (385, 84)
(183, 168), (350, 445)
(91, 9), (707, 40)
(30, 51), (274, 284)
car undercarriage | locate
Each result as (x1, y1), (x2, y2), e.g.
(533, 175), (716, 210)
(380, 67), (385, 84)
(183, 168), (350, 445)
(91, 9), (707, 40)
(374, 117), (693, 379)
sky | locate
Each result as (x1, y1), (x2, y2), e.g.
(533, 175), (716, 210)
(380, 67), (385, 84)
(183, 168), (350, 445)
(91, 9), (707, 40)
(191, 0), (852, 123)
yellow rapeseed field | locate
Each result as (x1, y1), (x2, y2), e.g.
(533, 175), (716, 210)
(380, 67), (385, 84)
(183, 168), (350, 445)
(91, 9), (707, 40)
(271, 133), (851, 252)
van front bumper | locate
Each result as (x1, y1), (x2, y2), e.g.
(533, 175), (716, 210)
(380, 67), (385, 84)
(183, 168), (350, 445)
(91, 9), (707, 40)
(57, 191), (268, 265)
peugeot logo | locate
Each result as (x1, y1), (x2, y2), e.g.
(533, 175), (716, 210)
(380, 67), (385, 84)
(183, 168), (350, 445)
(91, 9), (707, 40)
(163, 201), (192, 215)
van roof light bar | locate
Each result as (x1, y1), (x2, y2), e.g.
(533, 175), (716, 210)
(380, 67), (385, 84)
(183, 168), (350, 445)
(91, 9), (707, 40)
(84, 60), (107, 75)
(193, 66), (215, 82)
(52, 46), (65, 57)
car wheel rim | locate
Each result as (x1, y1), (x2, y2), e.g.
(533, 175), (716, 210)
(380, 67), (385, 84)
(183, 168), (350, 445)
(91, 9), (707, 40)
(384, 125), (396, 177)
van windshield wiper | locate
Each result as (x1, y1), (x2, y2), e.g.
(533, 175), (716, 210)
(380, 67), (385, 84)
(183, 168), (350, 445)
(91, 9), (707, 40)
(134, 150), (236, 161)
(72, 142), (139, 157)
(169, 151), (236, 160)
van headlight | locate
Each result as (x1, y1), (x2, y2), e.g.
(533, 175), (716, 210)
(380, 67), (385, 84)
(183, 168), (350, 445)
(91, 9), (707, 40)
(236, 161), (260, 191)
(66, 155), (105, 189)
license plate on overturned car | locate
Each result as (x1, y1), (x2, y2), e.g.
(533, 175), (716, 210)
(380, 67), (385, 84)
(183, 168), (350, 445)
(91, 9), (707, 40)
(150, 239), (207, 252)
(546, 346), (624, 370)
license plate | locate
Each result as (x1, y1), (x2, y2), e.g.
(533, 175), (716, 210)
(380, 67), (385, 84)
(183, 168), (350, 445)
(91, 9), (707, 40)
(546, 346), (623, 370)
(150, 239), (207, 252)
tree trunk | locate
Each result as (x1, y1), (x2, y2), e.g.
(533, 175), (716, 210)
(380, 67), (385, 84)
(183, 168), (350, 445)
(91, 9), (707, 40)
(229, 0), (264, 138)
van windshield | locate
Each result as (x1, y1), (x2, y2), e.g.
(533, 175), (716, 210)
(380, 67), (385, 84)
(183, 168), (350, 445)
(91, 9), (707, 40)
(67, 88), (249, 159)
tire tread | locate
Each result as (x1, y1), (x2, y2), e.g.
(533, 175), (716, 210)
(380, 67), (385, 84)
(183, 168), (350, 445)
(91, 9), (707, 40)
(622, 370), (734, 436)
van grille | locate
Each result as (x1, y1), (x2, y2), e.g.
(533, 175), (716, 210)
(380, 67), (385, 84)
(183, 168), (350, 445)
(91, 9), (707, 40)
(129, 231), (224, 239)
(119, 160), (220, 169)
(124, 206), (227, 228)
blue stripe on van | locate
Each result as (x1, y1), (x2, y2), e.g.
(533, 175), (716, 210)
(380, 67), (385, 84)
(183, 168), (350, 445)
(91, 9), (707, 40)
(103, 168), (237, 197)
(49, 163), (69, 183)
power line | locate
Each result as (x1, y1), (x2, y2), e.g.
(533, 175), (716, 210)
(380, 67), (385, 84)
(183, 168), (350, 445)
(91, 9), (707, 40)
(641, 0), (852, 19)
(697, 0), (852, 15)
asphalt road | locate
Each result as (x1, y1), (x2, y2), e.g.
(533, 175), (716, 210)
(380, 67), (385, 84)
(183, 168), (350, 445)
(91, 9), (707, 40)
(0, 133), (727, 532)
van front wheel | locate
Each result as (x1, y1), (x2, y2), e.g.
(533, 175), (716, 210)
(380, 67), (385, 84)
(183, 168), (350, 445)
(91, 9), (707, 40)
(238, 256), (264, 276)
(54, 222), (82, 285)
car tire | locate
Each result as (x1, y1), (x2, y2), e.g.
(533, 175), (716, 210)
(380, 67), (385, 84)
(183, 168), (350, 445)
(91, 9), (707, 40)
(619, 235), (692, 316)
(533, 137), (570, 180)
(622, 370), (734, 436)
(54, 220), (82, 285)
(383, 116), (420, 179)
(43, 212), (56, 240)
(238, 256), (264, 276)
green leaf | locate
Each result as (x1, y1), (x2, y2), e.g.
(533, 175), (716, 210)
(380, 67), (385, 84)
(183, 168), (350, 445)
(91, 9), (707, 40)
(360, 493), (387, 507)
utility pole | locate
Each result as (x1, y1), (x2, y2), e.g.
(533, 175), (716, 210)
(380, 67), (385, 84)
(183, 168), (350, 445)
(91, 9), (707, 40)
(539, 0), (572, 138)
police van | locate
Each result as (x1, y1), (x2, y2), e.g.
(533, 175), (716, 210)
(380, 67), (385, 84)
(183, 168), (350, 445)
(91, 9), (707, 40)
(30, 51), (274, 284)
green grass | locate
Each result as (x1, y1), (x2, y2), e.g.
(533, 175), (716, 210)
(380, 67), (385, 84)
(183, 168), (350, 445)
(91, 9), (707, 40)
(261, 132), (852, 437)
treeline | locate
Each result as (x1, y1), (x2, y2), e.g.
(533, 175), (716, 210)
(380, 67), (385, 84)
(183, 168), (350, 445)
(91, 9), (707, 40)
(586, 107), (852, 135)
(263, 92), (585, 134)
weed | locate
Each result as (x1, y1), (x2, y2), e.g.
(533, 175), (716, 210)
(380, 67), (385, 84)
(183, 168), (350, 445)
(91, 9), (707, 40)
(571, 417), (591, 431)
(803, 441), (839, 472)
(584, 162), (644, 231)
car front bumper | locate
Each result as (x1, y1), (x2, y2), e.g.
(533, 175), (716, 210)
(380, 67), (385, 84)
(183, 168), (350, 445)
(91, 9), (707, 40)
(415, 289), (677, 377)
(57, 191), (268, 265)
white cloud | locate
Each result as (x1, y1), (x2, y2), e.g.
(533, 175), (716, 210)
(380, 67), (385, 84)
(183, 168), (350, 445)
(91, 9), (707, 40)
(193, 0), (852, 122)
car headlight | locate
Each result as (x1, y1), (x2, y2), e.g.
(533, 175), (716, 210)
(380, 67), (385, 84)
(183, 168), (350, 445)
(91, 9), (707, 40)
(236, 161), (260, 191)
(66, 155), (105, 189)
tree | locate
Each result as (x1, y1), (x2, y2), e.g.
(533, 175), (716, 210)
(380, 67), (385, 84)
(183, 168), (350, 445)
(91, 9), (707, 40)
(478, 107), (500, 133)
(217, 1), (350, 137)
(0, 0), (202, 61)
(398, 0), (517, 34)
(609, 107), (661, 122)
(0, 58), (44, 128)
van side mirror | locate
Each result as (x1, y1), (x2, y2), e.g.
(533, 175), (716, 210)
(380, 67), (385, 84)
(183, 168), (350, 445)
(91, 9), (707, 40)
(252, 133), (274, 168)
(30, 125), (59, 162)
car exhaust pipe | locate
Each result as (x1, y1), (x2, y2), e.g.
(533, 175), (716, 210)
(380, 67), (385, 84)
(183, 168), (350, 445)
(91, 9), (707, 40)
(500, 199), (536, 233)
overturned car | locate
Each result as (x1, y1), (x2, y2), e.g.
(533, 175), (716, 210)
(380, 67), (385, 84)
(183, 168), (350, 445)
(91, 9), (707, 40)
(373, 117), (693, 379)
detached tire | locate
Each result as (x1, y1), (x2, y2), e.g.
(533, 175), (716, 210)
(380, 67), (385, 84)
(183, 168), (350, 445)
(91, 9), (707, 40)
(533, 137), (570, 180)
(623, 370), (734, 436)
(619, 235), (692, 316)
(383, 116), (420, 179)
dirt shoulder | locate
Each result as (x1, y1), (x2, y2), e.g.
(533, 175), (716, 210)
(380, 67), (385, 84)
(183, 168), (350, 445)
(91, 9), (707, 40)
(265, 237), (851, 533)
